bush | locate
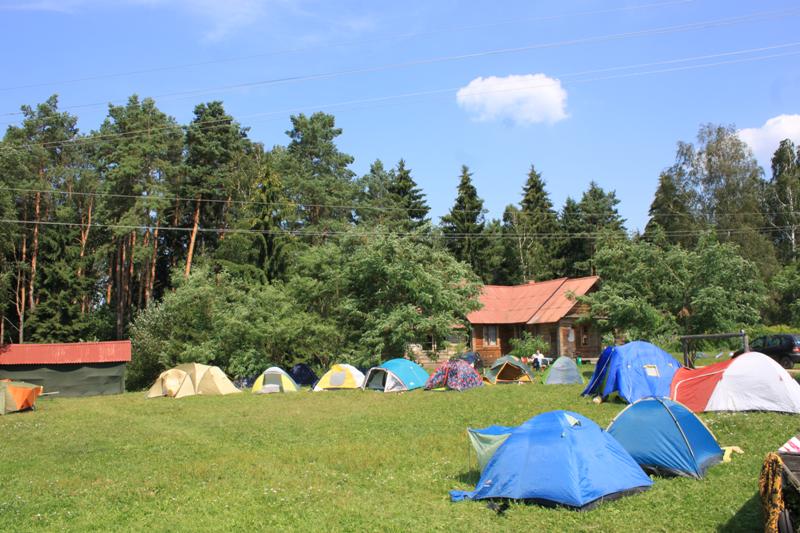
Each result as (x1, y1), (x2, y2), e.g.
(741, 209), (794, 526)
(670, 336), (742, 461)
(508, 332), (549, 358)
(128, 266), (334, 390)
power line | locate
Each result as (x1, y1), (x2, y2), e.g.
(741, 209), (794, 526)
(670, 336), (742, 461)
(0, 0), (696, 94)
(2, 7), (795, 118)
(0, 218), (793, 240)
(6, 185), (800, 219)
(1, 40), (797, 151)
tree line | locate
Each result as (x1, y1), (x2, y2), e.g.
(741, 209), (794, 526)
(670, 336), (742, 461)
(1, 94), (797, 383)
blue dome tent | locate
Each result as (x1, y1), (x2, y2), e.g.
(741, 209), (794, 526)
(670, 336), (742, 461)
(288, 363), (318, 387)
(363, 358), (429, 392)
(607, 397), (723, 478)
(451, 411), (652, 509)
(582, 341), (681, 403)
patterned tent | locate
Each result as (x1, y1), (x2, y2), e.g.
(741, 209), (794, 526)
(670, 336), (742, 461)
(424, 360), (483, 391)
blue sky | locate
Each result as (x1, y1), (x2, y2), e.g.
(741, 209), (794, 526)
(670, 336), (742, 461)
(1, 0), (799, 231)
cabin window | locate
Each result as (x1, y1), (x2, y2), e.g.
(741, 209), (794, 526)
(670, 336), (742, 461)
(580, 326), (589, 347)
(484, 325), (498, 346)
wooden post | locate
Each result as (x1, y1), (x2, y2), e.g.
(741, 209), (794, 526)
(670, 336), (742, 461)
(682, 339), (690, 368)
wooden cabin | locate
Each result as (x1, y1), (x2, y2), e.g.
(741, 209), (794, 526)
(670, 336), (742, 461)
(467, 276), (601, 365)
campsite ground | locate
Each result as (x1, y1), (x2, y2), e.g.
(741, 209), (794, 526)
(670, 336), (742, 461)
(0, 367), (793, 532)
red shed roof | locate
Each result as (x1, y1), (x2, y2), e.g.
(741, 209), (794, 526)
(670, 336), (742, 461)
(467, 276), (599, 325)
(0, 341), (131, 365)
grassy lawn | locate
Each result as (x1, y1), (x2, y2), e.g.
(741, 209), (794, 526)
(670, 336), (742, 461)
(1, 368), (795, 532)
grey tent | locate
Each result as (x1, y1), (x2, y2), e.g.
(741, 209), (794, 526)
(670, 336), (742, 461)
(542, 356), (584, 385)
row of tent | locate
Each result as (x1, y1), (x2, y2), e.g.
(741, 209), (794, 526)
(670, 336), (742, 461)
(146, 355), (586, 399)
(453, 397), (725, 509)
(582, 340), (800, 414)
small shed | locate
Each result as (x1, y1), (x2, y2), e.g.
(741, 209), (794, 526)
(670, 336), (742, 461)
(0, 341), (131, 396)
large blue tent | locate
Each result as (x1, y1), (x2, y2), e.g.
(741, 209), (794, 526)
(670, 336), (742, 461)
(607, 397), (723, 478)
(582, 341), (681, 403)
(451, 411), (652, 509)
(363, 358), (429, 392)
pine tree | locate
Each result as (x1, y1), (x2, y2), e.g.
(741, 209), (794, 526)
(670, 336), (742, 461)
(283, 112), (356, 233)
(183, 101), (249, 279)
(441, 165), (486, 277)
(92, 95), (184, 337)
(577, 182), (626, 275)
(558, 197), (587, 277)
(643, 170), (700, 248)
(356, 159), (396, 228)
(557, 183), (625, 277)
(511, 165), (560, 281)
(0, 95), (80, 342)
(493, 205), (524, 284)
(387, 159), (429, 231)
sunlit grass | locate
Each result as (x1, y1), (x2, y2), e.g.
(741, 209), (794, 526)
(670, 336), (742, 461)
(0, 368), (791, 532)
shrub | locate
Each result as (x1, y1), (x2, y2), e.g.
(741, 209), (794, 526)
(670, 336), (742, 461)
(508, 332), (549, 358)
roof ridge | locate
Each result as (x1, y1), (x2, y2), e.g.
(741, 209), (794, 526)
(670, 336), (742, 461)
(525, 278), (569, 322)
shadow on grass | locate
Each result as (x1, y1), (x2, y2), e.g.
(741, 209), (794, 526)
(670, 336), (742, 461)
(717, 492), (761, 532)
(456, 470), (481, 485)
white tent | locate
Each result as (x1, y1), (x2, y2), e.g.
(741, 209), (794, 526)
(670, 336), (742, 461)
(704, 352), (800, 413)
(147, 363), (241, 399)
(251, 367), (300, 394)
(313, 364), (365, 391)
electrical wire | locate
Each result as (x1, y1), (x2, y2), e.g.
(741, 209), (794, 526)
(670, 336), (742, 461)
(1, 6), (796, 117)
(0, 41), (797, 150)
(0, 0), (696, 94)
(0, 217), (793, 240)
(4, 186), (800, 220)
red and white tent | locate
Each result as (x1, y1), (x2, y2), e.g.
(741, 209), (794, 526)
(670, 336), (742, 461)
(670, 352), (800, 413)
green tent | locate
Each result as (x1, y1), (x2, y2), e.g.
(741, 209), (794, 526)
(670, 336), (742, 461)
(483, 355), (535, 384)
(542, 356), (585, 385)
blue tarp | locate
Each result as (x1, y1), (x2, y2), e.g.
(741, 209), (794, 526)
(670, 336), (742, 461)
(451, 411), (652, 509)
(582, 341), (681, 403)
(607, 397), (723, 478)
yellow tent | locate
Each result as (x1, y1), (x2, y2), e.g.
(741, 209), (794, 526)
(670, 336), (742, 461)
(146, 363), (240, 399)
(313, 364), (365, 391)
(251, 367), (301, 393)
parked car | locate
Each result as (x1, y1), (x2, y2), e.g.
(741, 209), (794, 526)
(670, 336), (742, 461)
(744, 334), (800, 369)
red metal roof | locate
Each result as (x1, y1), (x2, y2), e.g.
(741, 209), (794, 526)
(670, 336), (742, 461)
(0, 341), (131, 365)
(467, 276), (599, 325)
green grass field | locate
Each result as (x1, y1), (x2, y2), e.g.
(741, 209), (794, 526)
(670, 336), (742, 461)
(1, 370), (796, 532)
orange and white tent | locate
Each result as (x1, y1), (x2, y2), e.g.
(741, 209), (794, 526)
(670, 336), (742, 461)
(1, 379), (43, 415)
(670, 352), (800, 413)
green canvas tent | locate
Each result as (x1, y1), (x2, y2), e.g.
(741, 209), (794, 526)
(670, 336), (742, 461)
(483, 355), (535, 384)
(542, 356), (585, 385)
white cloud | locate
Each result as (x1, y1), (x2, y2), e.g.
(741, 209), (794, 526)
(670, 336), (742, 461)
(456, 74), (568, 126)
(739, 114), (800, 166)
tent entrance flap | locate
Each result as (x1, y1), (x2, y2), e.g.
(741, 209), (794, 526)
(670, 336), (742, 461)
(468, 428), (513, 472)
(366, 370), (388, 391)
(496, 363), (526, 382)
